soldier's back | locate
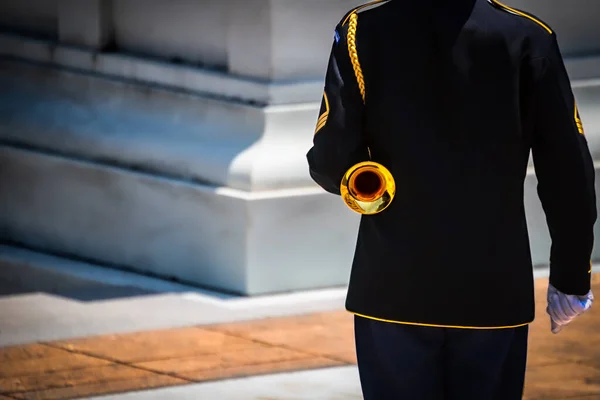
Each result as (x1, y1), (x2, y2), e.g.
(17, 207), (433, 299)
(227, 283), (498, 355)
(343, 0), (559, 328)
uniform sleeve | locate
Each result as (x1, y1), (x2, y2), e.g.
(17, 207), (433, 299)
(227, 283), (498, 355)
(305, 23), (369, 195)
(531, 36), (597, 296)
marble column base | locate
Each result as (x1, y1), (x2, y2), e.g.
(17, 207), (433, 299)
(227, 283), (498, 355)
(0, 145), (361, 295)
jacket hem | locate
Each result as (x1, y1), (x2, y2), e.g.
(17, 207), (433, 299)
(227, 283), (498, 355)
(349, 310), (533, 330)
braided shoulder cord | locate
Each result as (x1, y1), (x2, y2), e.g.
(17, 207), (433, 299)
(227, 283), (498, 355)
(347, 13), (366, 104)
(347, 12), (371, 159)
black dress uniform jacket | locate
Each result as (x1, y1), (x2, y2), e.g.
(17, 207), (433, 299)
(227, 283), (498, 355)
(306, 0), (597, 328)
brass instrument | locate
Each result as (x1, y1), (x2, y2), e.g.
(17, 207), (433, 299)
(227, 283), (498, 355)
(337, 9), (396, 215)
(340, 159), (395, 215)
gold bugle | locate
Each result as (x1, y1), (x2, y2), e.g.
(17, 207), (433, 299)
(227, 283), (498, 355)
(340, 161), (396, 215)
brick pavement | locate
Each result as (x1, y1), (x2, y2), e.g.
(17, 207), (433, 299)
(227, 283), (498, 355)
(1, 275), (599, 400)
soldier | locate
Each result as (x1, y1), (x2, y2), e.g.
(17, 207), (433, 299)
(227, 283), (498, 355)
(306, 0), (596, 398)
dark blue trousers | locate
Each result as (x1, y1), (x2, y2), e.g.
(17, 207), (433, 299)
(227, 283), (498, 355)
(354, 316), (529, 400)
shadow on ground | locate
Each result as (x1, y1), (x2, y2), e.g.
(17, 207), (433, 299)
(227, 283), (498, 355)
(0, 259), (158, 301)
(0, 243), (237, 302)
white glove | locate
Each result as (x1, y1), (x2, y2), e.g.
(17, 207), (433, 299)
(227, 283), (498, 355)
(546, 284), (594, 334)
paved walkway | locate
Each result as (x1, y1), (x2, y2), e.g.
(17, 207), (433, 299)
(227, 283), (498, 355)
(1, 274), (600, 399)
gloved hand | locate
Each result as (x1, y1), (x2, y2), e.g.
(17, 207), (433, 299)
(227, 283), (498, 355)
(546, 284), (594, 334)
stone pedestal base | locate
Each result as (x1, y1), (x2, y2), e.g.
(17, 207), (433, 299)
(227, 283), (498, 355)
(0, 146), (360, 295)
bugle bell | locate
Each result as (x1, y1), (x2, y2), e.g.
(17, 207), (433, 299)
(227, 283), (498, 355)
(340, 161), (395, 215)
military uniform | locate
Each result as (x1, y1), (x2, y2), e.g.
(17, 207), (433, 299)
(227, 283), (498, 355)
(306, 0), (596, 398)
(307, 0), (596, 328)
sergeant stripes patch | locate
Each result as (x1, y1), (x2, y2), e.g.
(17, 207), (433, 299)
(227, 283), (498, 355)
(315, 91), (330, 135)
(575, 101), (585, 135)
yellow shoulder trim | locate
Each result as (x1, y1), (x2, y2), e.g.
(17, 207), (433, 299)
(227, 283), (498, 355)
(314, 91), (330, 135)
(347, 13), (366, 103)
(575, 101), (585, 135)
(489, 0), (553, 34)
(342, 0), (386, 26)
(350, 311), (533, 330)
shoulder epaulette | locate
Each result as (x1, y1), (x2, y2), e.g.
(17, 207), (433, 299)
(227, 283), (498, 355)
(488, 0), (553, 34)
(341, 0), (390, 26)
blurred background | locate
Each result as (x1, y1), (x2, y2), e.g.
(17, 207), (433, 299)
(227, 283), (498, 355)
(0, 1), (598, 399)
